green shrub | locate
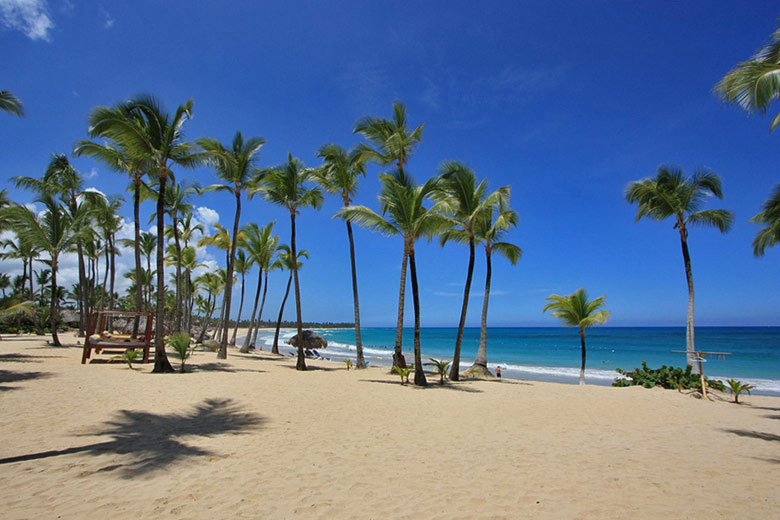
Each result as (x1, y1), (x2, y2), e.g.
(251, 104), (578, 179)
(726, 379), (754, 404)
(613, 361), (724, 391)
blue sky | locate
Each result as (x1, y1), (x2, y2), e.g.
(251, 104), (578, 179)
(1, 1), (778, 327)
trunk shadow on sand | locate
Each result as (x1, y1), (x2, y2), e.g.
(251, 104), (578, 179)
(0, 369), (52, 391)
(0, 398), (264, 478)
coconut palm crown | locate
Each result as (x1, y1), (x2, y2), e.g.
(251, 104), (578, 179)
(353, 101), (423, 173)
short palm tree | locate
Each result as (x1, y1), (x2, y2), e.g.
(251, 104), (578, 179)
(0, 90), (24, 117)
(199, 131), (266, 358)
(432, 161), (510, 380)
(625, 166), (733, 370)
(468, 198), (522, 377)
(252, 154), (323, 370)
(86, 95), (200, 373)
(338, 170), (447, 386)
(2, 197), (86, 346)
(238, 222), (278, 352)
(314, 143), (368, 368)
(749, 184), (780, 257)
(543, 288), (610, 385)
(726, 378), (754, 404)
(270, 245), (309, 355)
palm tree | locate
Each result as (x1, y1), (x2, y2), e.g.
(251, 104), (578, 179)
(253, 154), (323, 370)
(0, 273), (10, 297)
(94, 195), (123, 310)
(432, 161), (510, 380)
(270, 246), (308, 354)
(179, 245), (205, 334)
(354, 101), (423, 176)
(194, 271), (225, 343)
(0, 236), (40, 299)
(749, 184), (780, 257)
(239, 222), (279, 352)
(88, 95), (200, 373)
(230, 248), (253, 345)
(543, 288), (610, 385)
(2, 197), (85, 345)
(338, 170), (446, 386)
(714, 23), (780, 133)
(0, 90), (24, 117)
(197, 223), (238, 343)
(314, 143), (368, 368)
(198, 131), (266, 358)
(469, 198), (522, 377)
(625, 166), (733, 370)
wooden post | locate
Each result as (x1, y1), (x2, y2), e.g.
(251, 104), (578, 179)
(697, 356), (707, 399)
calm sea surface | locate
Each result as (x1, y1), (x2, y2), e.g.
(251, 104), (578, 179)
(253, 327), (780, 396)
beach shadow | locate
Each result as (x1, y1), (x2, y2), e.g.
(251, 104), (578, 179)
(753, 456), (780, 465)
(0, 398), (264, 478)
(191, 363), (266, 374)
(720, 428), (780, 442)
(358, 379), (484, 393)
(762, 414), (780, 421)
(281, 365), (338, 372)
(744, 404), (780, 412)
(0, 353), (63, 363)
(0, 369), (52, 391)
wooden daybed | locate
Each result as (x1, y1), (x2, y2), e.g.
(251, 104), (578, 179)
(81, 309), (154, 364)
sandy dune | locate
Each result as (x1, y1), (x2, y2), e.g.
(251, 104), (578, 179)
(0, 333), (777, 519)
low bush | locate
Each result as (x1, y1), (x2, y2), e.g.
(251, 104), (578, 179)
(613, 361), (725, 391)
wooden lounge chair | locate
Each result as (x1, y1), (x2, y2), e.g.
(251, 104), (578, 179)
(81, 309), (154, 364)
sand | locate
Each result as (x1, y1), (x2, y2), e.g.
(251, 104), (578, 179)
(0, 333), (777, 519)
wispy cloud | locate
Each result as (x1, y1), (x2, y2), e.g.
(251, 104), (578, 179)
(0, 0), (54, 41)
(100, 7), (113, 29)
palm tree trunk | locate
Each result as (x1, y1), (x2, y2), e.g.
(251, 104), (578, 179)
(579, 326), (587, 385)
(50, 257), (60, 347)
(197, 293), (214, 343)
(241, 270), (262, 353)
(273, 273), (293, 355)
(152, 172), (174, 373)
(102, 242), (110, 308)
(450, 237), (475, 381)
(218, 192), (241, 359)
(290, 212), (306, 371)
(28, 259), (34, 299)
(109, 234), (116, 310)
(173, 212), (183, 333)
(230, 271), (246, 345)
(346, 221), (366, 369)
(77, 243), (87, 336)
(408, 246), (427, 387)
(679, 226), (698, 373)
(471, 246), (492, 373)
(393, 245), (409, 370)
(251, 271), (270, 347)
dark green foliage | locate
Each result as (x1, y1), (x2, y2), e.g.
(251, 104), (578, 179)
(614, 361), (725, 391)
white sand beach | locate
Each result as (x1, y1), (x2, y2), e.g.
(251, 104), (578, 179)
(0, 333), (778, 519)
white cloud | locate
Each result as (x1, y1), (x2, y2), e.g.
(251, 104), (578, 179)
(86, 168), (98, 179)
(0, 0), (54, 41)
(195, 206), (220, 231)
(100, 8), (113, 29)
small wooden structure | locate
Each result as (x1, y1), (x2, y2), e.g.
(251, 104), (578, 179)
(672, 349), (732, 398)
(81, 309), (154, 364)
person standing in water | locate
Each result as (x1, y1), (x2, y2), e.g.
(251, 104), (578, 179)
(495, 366), (501, 378)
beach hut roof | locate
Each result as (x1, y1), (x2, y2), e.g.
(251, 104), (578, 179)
(285, 330), (328, 350)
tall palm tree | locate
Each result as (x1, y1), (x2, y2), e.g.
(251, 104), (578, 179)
(353, 101), (423, 176)
(253, 154), (323, 370)
(197, 223), (238, 343)
(750, 184), (780, 256)
(239, 222), (278, 352)
(0, 90), (24, 117)
(230, 248), (253, 345)
(94, 195), (123, 310)
(338, 170), (446, 386)
(194, 270), (225, 343)
(714, 23), (780, 133)
(179, 245), (205, 334)
(625, 166), (733, 370)
(2, 197), (85, 345)
(469, 198), (522, 376)
(543, 288), (610, 385)
(88, 95), (200, 373)
(0, 237), (40, 299)
(270, 245), (308, 354)
(314, 143), (368, 368)
(432, 162), (510, 380)
(199, 131), (266, 358)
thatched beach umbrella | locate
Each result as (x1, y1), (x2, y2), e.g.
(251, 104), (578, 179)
(286, 330), (328, 350)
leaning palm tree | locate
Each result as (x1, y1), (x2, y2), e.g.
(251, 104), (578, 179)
(0, 90), (24, 117)
(198, 131), (266, 358)
(238, 222), (278, 352)
(467, 198), (522, 377)
(270, 245), (308, 354)
(543, 288), (610, 385)
(625, 166), (733, 370)
(353, 101), (423, 176)
(87, 95), (200, 373)
(714, 23), (780, 133)
(432, 161), (510, 381)
(314, 143), (368, 368)
(252, 154), (323, 370)
(750, 183), (780, 256)
(2, 197), (85, 346)
(338, 170), (446, 386)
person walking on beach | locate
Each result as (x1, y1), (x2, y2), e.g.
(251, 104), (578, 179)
(495, 366), (501, 378)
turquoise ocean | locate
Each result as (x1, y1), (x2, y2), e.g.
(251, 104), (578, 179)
(253, 327), (780, 396)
